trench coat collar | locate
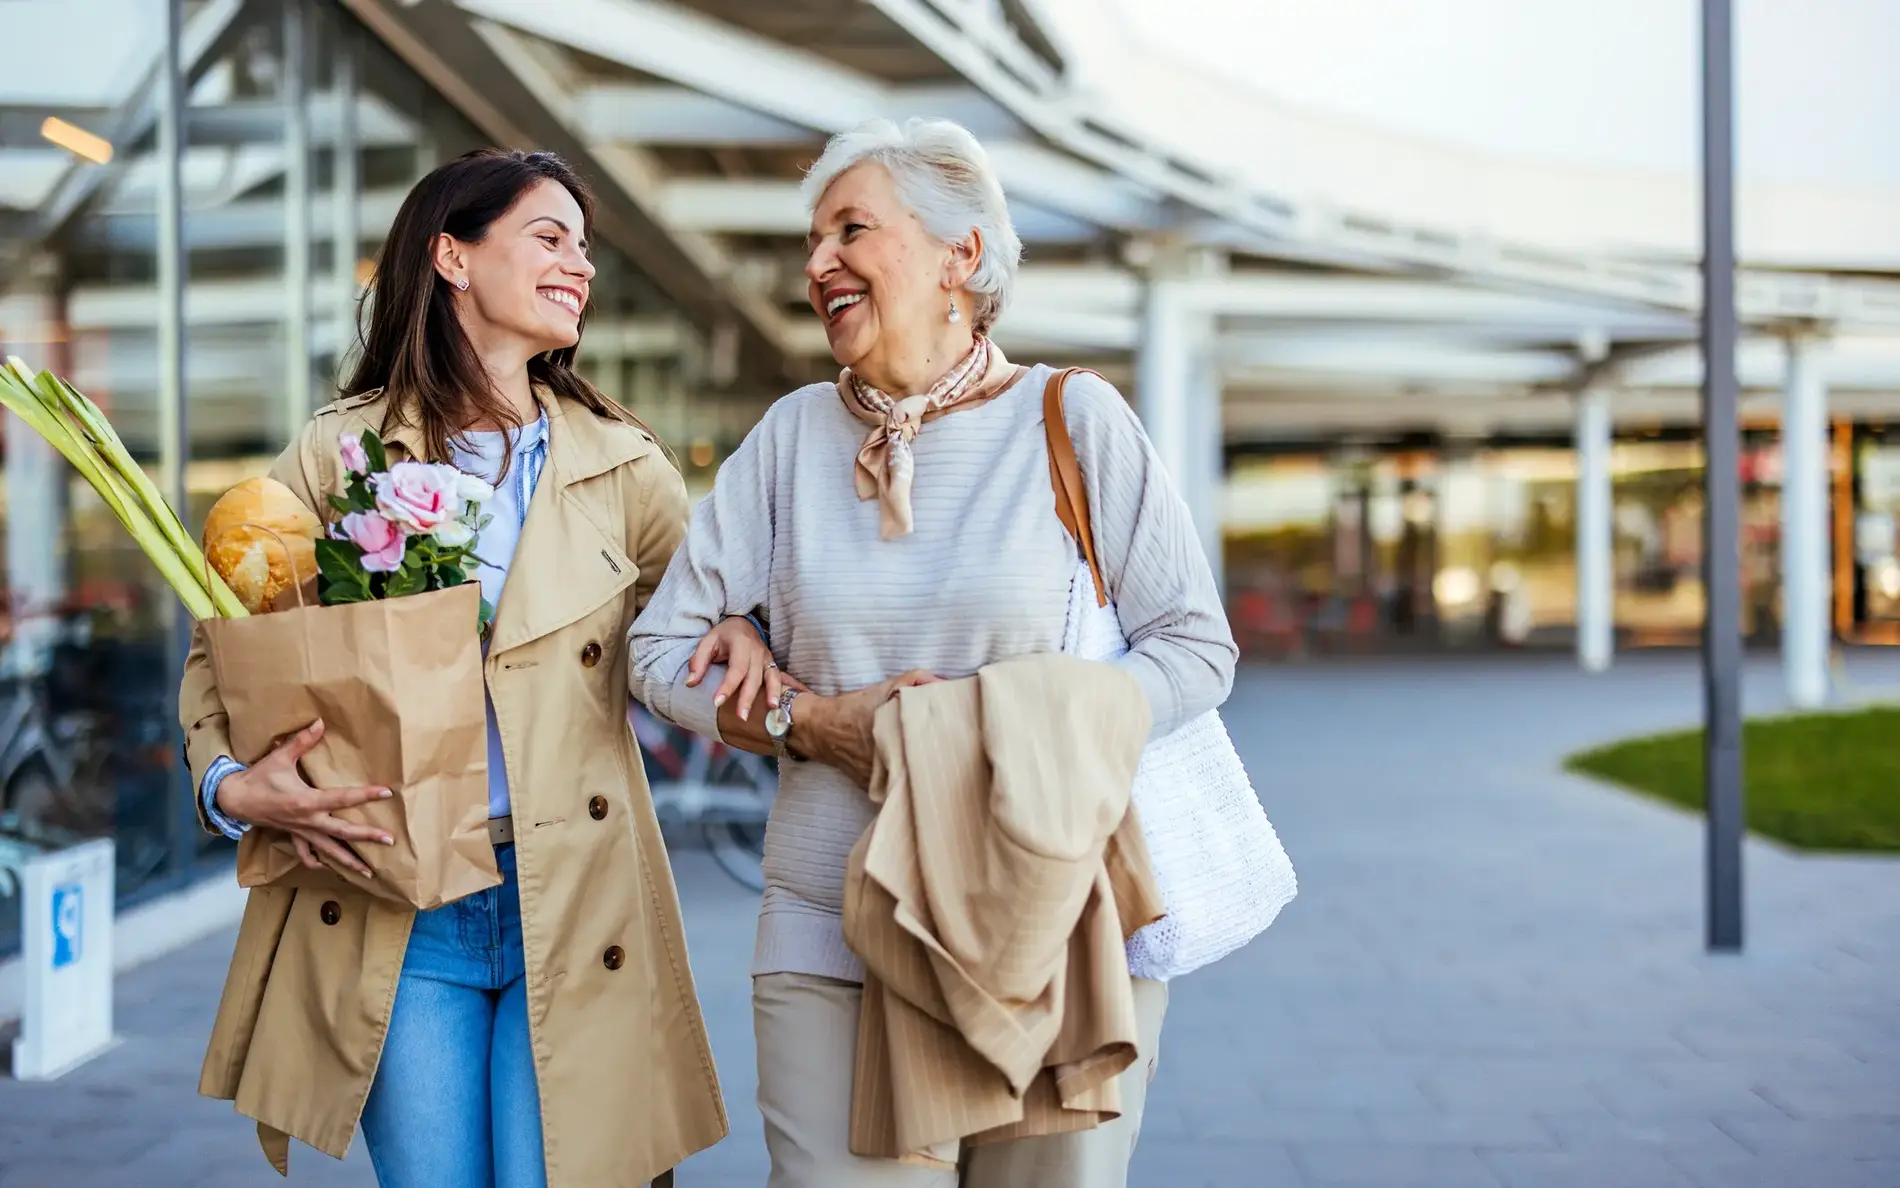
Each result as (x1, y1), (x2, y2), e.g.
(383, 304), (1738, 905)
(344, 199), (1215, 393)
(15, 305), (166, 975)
(333, 386), (657, 657)
(360, 384), (651, 480)
(483, 391), (656, 656)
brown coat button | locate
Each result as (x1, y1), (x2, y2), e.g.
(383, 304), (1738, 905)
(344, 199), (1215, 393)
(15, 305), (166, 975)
(588, 795), (608, 820)
(603, 945), (625, 970)
(319, 901), (341, 926)
(580, 641), (602, 667)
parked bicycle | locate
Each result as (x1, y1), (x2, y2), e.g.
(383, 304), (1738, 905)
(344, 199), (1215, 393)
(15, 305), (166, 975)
(631, 703), (776, 891)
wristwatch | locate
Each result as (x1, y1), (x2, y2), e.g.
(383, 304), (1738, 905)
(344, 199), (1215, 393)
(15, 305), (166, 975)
(763, 687), (801, 761)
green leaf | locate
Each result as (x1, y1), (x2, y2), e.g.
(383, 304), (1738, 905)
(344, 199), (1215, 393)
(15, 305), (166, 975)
(328, 493), (351, 515)
(320, 580), (371, 606)
(314, 538), (360, 584)
(362, 430), (388, 474)
(345, 475), (374, 511)
(385, 564), (427, 599)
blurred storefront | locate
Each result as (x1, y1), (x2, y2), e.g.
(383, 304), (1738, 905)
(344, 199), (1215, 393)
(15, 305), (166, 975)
(1221, 420), (1891, 661)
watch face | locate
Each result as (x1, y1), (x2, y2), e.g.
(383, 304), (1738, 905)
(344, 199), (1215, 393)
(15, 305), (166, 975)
(764, 707), (788, 739)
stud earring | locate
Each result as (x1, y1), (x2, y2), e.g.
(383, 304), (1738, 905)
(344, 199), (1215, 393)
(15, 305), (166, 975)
(455, 278), (469, 292)
(947, 297), (961, 325)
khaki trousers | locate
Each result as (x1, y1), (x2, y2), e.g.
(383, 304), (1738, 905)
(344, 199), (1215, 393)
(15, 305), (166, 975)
(754, 972), (1168, 1188)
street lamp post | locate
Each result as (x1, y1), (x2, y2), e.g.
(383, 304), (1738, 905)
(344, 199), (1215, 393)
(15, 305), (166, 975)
(1701, 0), (1745, 953)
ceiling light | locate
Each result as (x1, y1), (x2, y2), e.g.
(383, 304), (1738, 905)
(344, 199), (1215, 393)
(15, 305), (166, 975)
(40, 117), (113, 165)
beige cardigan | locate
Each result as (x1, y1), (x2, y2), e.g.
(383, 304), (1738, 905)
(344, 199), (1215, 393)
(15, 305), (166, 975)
(842, 652), (1164, 1166)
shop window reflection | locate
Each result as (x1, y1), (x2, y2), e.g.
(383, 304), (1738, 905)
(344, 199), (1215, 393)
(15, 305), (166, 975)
(1221, 428), (1818, 661)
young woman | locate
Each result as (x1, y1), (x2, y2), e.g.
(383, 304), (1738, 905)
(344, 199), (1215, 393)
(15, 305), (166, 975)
(178, 148), (770, 1187)
(629, 119), (1237, 1187)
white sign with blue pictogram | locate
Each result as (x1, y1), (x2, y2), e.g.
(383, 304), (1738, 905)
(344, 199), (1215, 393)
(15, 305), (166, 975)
(51, 882), (82, 969)
(11, 839), (116, 1080)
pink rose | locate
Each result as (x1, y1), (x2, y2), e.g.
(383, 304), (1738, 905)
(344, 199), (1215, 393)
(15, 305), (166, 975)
(373, 461), (459, 533)
(338, 432), (369, 475)
(341, 511), (406, 573)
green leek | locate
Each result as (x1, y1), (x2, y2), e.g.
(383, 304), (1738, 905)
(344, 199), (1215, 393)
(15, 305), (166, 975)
(0, 357), (248, 620)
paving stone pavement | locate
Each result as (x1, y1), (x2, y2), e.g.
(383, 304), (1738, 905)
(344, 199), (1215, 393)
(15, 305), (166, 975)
(2, 653), (1898, 1187)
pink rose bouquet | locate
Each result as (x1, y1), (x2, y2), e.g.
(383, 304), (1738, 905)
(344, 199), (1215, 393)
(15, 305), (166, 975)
(317, 429), (497, 635)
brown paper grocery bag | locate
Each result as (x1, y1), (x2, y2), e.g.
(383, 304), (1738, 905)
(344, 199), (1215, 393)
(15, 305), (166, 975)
(201, 582), (499, 910)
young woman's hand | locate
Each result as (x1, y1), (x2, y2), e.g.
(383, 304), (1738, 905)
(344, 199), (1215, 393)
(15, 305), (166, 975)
(213, 719), (394, 877)
(686, 615), (804, 722)
(793, 670), (942, 788)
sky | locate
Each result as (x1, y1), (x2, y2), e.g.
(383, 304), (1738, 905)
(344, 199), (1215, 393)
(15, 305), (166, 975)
(1104, 0), (1900, 187)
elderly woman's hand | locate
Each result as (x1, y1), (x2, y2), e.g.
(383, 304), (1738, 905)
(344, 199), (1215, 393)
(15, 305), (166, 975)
(685, 615), (788, 722)
(794, 670), (941, 789)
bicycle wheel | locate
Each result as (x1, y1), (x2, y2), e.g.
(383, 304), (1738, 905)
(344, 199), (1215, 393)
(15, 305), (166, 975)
(702, 819), (767, 892)
(700, 747), (773, 891)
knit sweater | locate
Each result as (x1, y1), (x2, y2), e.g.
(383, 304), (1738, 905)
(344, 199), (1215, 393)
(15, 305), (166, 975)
(627, 364), (1237, 982)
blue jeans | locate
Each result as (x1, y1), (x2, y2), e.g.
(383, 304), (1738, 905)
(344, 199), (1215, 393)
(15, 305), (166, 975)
(360, 843), (548, 1188)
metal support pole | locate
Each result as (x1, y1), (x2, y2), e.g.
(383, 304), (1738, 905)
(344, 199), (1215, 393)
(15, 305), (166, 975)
(1700, 0), (1744, 953)
(1781, 335), (1830, 709)
(283, 0), (313, 444)
(332, 11), (361, 383)
(158, 0), (194, 879)
(1575, 386), (1614, 673)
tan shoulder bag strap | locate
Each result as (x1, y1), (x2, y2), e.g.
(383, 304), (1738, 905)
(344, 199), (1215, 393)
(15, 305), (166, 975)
(1043, 367), (1110, 608)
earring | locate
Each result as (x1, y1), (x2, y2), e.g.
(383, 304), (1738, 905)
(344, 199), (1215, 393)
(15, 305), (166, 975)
(947, 297), (961, 325)
(455, 278), (469, 292)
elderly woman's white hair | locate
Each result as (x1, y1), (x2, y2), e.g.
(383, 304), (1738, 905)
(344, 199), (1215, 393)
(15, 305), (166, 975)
(801, 117), (1023, 334)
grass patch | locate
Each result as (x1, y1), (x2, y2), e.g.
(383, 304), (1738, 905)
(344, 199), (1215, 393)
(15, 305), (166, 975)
(1564, 705), (1900, 852)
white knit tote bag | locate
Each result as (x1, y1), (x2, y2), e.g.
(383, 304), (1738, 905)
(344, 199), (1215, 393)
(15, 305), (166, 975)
(1044, 369), (1297, 981)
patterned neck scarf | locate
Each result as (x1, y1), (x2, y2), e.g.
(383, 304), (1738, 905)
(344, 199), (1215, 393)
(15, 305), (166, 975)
(840, 336), (1000, 539)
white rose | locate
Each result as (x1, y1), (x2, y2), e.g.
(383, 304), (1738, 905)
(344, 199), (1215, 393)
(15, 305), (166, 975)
(432, 519), (475, 548)
(457, 473), (496, 504)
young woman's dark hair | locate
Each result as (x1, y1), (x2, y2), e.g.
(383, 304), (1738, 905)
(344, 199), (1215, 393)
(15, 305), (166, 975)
(343, 148), (625, 468)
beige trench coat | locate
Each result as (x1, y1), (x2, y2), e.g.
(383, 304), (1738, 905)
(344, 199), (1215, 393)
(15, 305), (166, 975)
(843, 653), (1162, 1164)
(177, 388), (727, 1183)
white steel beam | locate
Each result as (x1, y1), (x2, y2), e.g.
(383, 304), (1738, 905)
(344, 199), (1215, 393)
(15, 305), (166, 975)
(66, 277), (688, 350)
(656, 177), (1101, 244)
(453, 0), (1161, 235)
(574, 82), (1025, 146)
(460, 0), (887, 132)
(658, 179), (809, 236)
(147, 93), (414, 148)
(1223, 339), (1581, 387)
(77, 187), (407, 250)
(1187, 275), (1698, 335)
(773, 305), (1134, 358)
(1618, 336), (1900, 391)
(576, 87), (812, 146)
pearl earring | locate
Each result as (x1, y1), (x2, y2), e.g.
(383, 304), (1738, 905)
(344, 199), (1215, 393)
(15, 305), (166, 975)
(947, 297), (961, 325)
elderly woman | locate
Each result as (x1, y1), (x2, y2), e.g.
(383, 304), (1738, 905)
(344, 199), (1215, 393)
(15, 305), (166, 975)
(629, 117), (1236, 1187)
